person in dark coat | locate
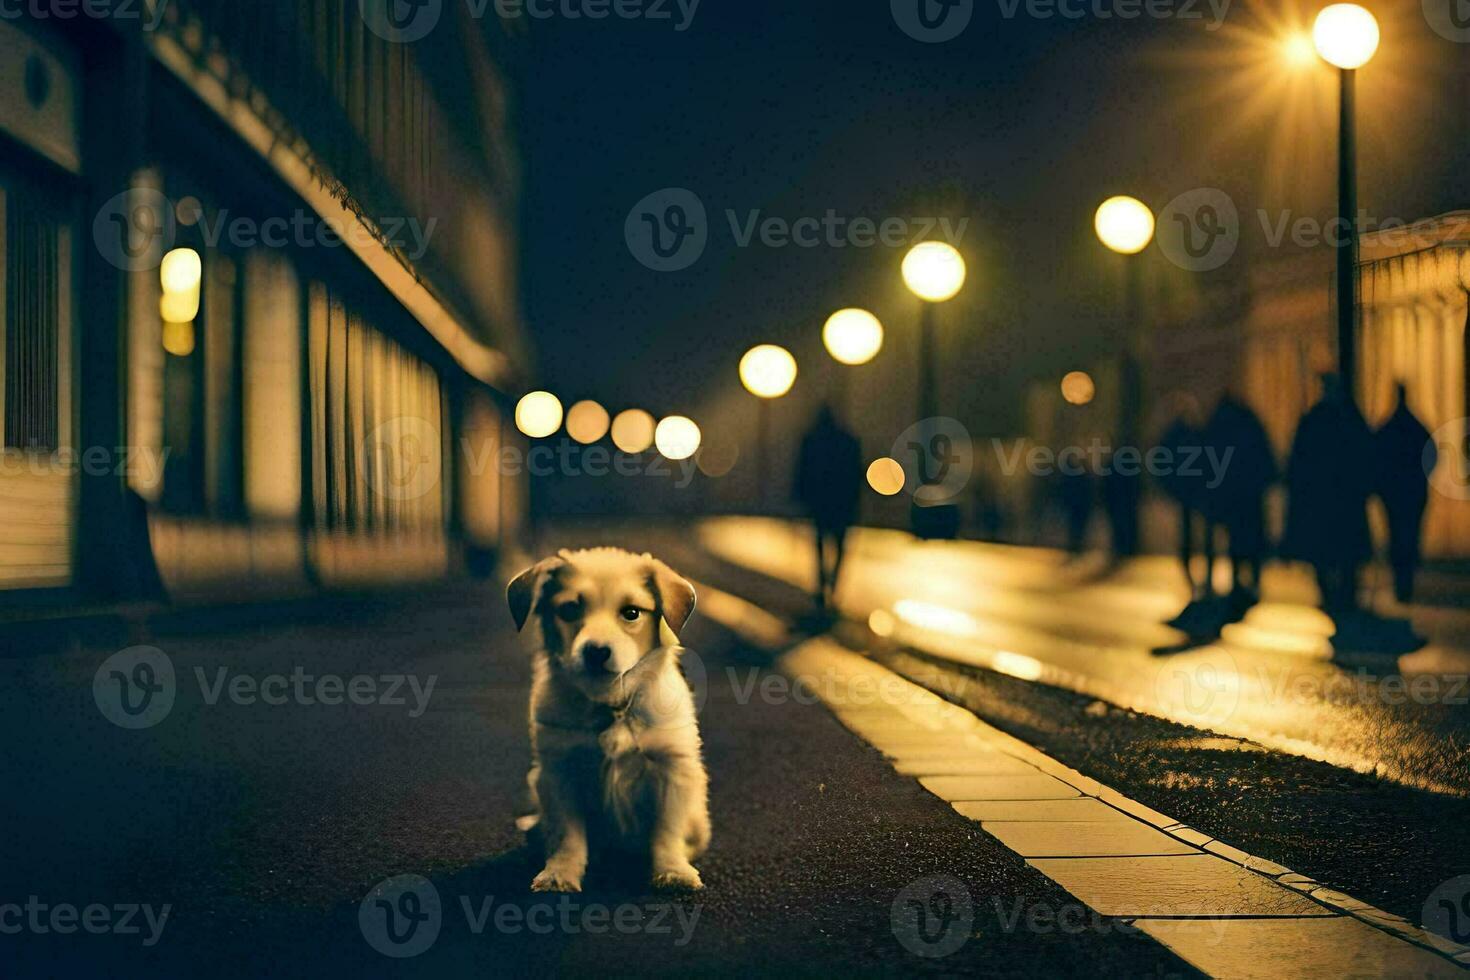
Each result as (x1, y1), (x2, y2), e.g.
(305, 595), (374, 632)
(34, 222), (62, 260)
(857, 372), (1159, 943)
(793, 405), (863, 612)
(1203, 392), (1278, 602)
(1283, 374), (1374, 617)
(1155, 394), (1209, 599)
(1374, 383), (1436, 603)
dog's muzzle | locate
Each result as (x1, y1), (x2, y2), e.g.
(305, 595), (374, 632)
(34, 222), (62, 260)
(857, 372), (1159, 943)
(580, 643), (614, 675)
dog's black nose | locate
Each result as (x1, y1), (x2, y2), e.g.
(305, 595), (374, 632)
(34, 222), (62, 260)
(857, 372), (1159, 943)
(581, 644), (613, 672)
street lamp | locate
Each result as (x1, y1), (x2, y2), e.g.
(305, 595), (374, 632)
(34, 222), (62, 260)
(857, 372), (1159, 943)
(515, 390), (563, 439)
(901, 241), (966, 539)
(739, 344), (797, 508)
(822, 308), (884, 413)
(1313, 2), (1379, 399)
(1095, 195), (1155, 556)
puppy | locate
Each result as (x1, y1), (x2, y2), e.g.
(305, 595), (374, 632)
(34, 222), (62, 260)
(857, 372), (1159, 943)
(507, 547), (710, 893)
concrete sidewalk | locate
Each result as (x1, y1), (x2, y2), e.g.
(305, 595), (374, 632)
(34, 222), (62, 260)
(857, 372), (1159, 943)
(683, 517), (1470, 796)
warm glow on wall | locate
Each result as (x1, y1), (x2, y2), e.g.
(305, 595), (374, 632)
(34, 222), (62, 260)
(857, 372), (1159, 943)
(515, 391), (564, 438)
(610, 409), (656, 453)
(162, 320), (195, 357)
(654, 415), (701, 460)
(160, 248), (201, 294)
(565, 400), (611, 444)
(1061, 371), (1096, 406)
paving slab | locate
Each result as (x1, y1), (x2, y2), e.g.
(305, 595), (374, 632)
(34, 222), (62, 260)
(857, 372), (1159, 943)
(982, 819), (1199, 858)
(1136, 915), (1466, 979)
(953, 798), (1124, 822)
(892, 753), (1037, 776)
(919, 773), (1081, 801)
(1027, 854), (1334, 917)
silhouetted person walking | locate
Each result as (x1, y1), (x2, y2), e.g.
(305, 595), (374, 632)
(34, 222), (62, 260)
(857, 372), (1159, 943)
(794, 405), (863, 613)
(1374, 383), (1435, 604)
(1284, 374), (1374, 617)
(1204, 392), (1277, 603)
(1156, 395), (1208, 599)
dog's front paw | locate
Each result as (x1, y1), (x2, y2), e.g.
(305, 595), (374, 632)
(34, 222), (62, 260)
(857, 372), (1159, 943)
(531, 866), (583, 893)
(651, 863), (703, 891)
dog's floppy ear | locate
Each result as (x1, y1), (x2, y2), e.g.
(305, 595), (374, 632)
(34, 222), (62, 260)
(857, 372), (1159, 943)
(650, 559), (696, 637)
(507, 557), (564, 632)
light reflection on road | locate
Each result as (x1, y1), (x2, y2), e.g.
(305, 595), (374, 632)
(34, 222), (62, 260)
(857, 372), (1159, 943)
(699, 518), (1470, 796)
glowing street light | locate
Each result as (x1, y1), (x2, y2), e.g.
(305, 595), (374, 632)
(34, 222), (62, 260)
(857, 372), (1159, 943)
(823, 308), (884, 366)
(900, 241), (966, 302)
(610, 409), (656, 453)
(654, 415), (701, 460)
(739, 344), (797, 508)
(1311, 2), (1379, 400)
(566, 400), (610, 444)
(902, 241), (967, 540)
(1093, 196), (1154, 556)
(1093, 196), (1155, 256)
(866, 457), (905, 496)
(739, 344), (798, 399)
(515, 390), (563, 438)
(1313, 3), (1379, 69)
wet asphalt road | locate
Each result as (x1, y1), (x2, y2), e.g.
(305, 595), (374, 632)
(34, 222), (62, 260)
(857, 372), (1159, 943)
(1, 579), (1195, 977)
(606, 521), (1470, 936)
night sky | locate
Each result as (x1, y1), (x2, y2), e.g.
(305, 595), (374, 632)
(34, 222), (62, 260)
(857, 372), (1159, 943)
(508, 0), (1467, 436)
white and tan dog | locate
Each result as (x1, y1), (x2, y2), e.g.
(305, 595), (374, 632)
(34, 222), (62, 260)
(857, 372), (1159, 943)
(508, 547), (710, 892)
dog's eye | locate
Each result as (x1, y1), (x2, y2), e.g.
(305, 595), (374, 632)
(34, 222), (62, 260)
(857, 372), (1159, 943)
(555, 602), (582, 622)
(620, 607), (643, 623)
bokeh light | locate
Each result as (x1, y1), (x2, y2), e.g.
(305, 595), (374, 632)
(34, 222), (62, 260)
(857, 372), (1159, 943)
(610, 408), (656, 453)
(1312, 3), (1379, 70)
(654, 415), (702, 460)
(822, 308), (884, 366)
(565, 400), (610, 444)
(866, 457), (905, 495)
(868, 608), (896, 638)
(1061, 370), (1096, 406)
(1094, 196), (1155, 255)
(1282, 32), (1317, 68)
(515, 390), (564, 438)
(160, 247), (201, 294)
(901, 241), (966, 302)
(739, 345), (798, 399)
(162, 320), (195, 357)
(696, 439), (740, 478)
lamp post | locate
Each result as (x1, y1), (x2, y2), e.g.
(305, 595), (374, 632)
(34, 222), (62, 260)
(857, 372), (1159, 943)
(1094, 194), (1155, 556)
(739, 344), (798, 510)
(822, 307), (884, 413)
(900, 241), (966, 539)
(1312, 3), (1379, 401)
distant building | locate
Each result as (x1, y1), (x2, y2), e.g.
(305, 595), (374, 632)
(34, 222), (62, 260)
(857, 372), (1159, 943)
(0, 2), (528, 601)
